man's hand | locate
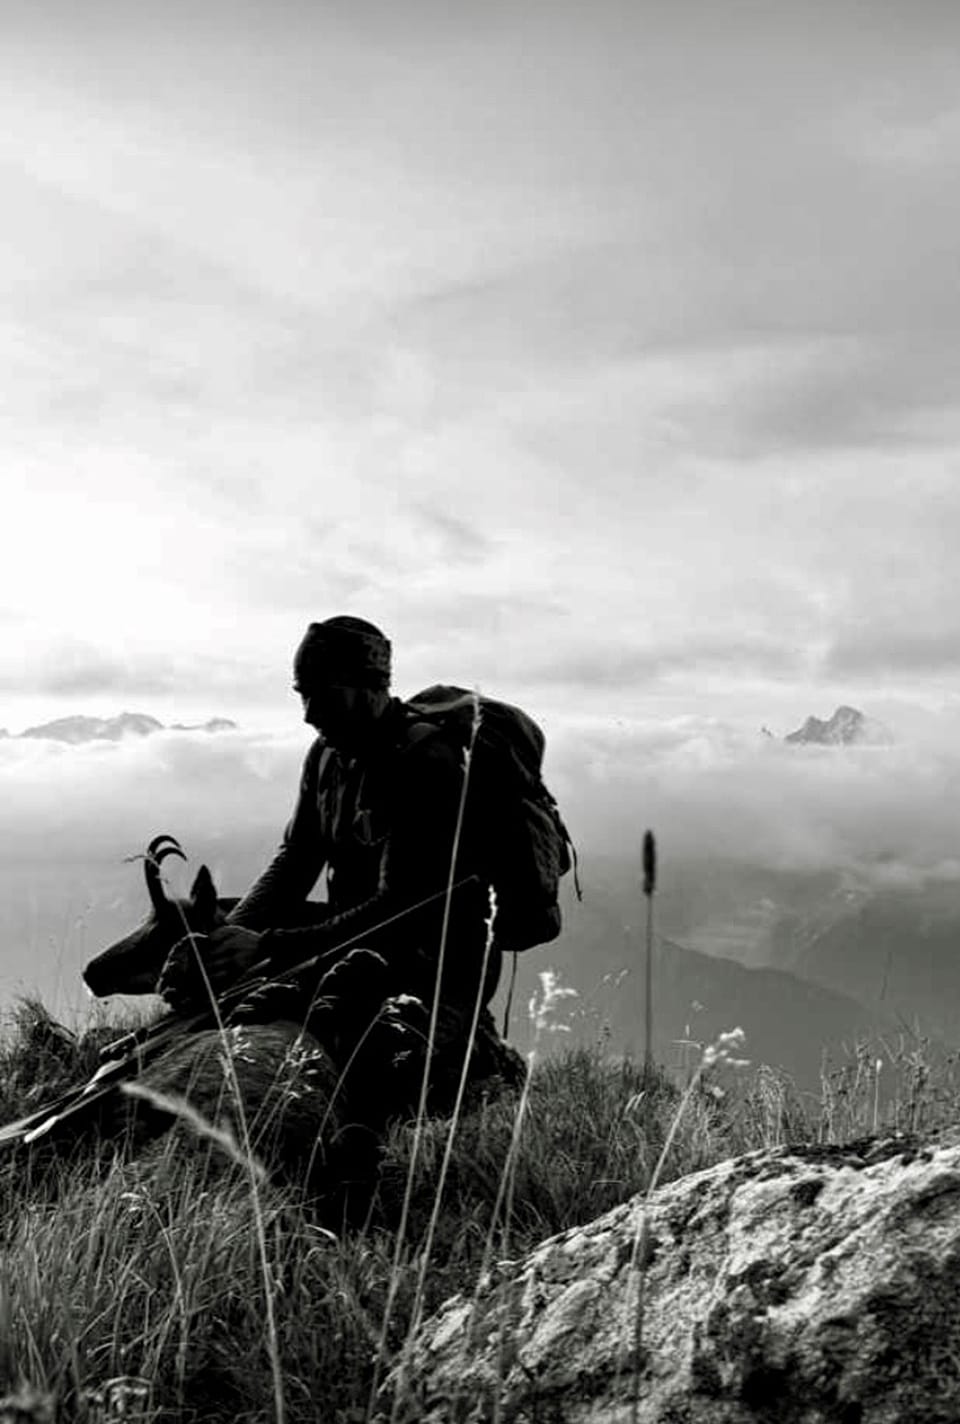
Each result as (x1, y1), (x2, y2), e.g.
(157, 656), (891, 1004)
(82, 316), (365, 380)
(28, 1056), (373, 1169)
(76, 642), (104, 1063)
(158, 925), (266, 1013)
(199, 924), (266, 985)
(157, 933), (210, 1013)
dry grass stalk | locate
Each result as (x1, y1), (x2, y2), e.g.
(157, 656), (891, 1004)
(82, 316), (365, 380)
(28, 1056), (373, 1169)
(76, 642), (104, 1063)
(629, 1026), (748, 1424)
(160, 894), (287, 1424)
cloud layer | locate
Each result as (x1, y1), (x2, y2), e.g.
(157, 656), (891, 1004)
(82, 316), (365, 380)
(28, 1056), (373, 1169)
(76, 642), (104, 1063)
(4, 705), (960, 1017)
(547, 710), (960, 891)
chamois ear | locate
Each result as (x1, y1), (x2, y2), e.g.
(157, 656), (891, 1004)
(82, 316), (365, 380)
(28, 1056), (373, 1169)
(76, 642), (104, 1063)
(190, 865), (219, 924)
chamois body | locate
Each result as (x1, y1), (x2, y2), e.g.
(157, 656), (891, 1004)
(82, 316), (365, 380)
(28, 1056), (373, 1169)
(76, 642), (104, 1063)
(73, 837), (341, 1188)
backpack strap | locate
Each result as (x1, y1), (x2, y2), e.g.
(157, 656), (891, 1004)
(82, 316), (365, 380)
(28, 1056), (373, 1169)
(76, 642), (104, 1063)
(501, 950), (520, 1040)
(393, 709), (448, 762)
(402, 719), (442, 750)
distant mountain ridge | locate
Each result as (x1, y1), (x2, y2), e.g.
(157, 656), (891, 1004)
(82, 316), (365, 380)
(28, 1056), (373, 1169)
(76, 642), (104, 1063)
(2, 713), (237, 743)
(502, 871), (922, 1094)
(790, 880), (960, 1040)
(785, 705), (892, 746)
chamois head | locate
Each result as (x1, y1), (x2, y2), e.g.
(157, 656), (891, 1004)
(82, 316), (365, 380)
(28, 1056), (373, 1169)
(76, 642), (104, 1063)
(83, 835), (231, 997)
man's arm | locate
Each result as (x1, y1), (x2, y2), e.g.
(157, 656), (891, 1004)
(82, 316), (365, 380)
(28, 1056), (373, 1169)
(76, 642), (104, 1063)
(161, 732), (484, 1012)
(257, 730), (479, 968)
(157, 739), (336, 1008)
(226, 739), (331, 930)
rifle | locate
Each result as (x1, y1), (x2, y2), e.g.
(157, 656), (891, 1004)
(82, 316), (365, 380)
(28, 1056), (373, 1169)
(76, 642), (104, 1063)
(0, 875), (480, 1149)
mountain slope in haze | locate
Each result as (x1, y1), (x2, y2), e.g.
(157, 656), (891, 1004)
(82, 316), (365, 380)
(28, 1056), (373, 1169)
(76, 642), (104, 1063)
(498, 881), (919, 1095)
(609, 855), (869, 972)
(646, 934), (914, 1092)
(785, 705), (892, 746)
(14, 714), (238, 743)
(792, 881), (960, 1040)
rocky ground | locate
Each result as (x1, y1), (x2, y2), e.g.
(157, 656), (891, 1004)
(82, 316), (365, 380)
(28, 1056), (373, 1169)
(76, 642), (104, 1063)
(389, 1129), (960, 1423)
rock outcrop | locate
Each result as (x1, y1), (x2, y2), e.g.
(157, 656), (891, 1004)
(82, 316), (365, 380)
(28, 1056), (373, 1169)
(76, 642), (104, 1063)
(389, 1133), (960, 1422)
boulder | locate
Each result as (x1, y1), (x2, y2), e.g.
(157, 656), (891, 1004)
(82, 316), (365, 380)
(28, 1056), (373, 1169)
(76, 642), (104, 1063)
(389, 1132), (960, 1422)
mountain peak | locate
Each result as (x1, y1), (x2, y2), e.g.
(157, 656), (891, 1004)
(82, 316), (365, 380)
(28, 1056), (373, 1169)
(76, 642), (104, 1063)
(14, 713), (236, 743)
(169, 717), (238, 733)
(18, 713), (162, 743)
(785, 706), (892, 746)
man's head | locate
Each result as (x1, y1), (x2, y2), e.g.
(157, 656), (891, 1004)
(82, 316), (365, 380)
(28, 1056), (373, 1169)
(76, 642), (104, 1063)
(293, 616), (392, 750)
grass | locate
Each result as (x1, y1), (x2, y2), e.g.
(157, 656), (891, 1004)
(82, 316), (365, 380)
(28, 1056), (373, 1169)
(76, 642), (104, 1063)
(6, 691), (954, 1424)
(2, 783), (956, 1421)
(2, 995), (960, 1423)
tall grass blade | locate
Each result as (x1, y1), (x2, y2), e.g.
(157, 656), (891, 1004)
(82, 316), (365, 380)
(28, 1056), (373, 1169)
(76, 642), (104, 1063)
(369, 692), (483, 1420)
(390, 889), (500, 1418)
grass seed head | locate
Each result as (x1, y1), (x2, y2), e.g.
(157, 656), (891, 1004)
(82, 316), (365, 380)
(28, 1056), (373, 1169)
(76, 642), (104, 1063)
(642, 830), (657, 897)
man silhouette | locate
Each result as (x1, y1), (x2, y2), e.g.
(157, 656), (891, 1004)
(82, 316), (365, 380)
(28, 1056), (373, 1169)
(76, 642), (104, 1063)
(159, 615), (520, 1120)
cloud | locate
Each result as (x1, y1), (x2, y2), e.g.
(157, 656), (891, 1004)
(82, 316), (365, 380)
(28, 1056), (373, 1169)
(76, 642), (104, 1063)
(4, 704), (957, 893)
(411, 505), (494, 565)
(29, 642), (132, 698)
(0, 725), (307, 865)
(699, 339), (960, 459)
(544, 711), (960, 894)
(0, 637), (161, 701)
(223, 535), (382, 618)
(0, 635), (278, 714)
(4, 702), (960, 1015)
(823, 627), (960, 680)
(518, 635), (806, 692)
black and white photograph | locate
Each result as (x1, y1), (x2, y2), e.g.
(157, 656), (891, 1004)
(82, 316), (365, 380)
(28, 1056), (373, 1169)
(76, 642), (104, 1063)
(2, 2), (959, 1419)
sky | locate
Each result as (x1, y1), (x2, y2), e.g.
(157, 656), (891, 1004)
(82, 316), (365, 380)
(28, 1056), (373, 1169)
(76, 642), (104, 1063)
(2, 0), (959, 740)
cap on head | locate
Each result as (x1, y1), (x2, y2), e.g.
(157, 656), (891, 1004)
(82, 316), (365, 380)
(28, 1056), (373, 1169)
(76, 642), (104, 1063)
(294, 616), (392, 692)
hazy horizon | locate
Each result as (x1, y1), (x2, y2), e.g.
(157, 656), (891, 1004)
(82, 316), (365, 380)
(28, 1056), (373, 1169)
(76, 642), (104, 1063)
(4, 704), (960, 1022)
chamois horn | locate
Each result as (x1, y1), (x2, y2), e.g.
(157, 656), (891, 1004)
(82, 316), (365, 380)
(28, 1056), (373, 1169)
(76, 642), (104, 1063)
(144, 834), (187, 914)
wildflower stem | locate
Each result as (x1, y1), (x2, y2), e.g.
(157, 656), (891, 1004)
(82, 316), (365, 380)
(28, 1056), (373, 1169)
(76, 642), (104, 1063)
(629, 1024), (746, 1424)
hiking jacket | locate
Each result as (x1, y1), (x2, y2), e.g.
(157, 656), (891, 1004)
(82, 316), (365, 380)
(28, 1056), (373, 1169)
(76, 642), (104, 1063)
(229, 699), (499, 1014)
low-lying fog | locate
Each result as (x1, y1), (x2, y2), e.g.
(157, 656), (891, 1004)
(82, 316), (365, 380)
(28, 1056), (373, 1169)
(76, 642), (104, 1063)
(2, 708), (959, 1029)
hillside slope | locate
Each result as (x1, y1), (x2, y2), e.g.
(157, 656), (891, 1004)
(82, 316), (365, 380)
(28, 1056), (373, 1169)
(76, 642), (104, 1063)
(496, 885), (922, 1094)
(793, 881), (960, 1039)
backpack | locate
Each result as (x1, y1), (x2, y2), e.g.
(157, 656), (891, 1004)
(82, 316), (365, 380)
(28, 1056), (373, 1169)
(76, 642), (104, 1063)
(404, 684), (581, 954)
